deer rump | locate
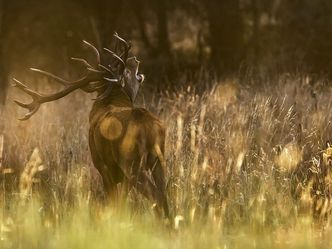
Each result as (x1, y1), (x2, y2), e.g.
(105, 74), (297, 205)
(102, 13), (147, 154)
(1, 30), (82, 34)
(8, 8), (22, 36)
(90, 106), (169, 214)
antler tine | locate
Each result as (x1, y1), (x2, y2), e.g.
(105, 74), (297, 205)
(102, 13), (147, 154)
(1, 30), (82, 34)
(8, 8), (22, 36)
(12, 78), (42, 98)
(31, 67), (105, 84)
(98, 63), (117, 75)
(71, 57), (93, 68)
(12, 78), (43, 120)
(113, 33), (131, 73)
(114, 32), (131, 50)
(14, 99), (40, 120)
(83, 40), (101, 65)
(103, 48), (126, 69)
(114, 32), (131, 60)
(30, 68), (73, 86)
(114, 32), (119, 56)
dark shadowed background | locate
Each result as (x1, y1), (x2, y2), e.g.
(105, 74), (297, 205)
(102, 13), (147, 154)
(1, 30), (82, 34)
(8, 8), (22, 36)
(1, 0), (332, 104)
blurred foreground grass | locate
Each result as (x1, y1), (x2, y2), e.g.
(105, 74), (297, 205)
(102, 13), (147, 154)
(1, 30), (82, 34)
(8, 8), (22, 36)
(1, 198), (329, 249)
(1, 74), (332, 248)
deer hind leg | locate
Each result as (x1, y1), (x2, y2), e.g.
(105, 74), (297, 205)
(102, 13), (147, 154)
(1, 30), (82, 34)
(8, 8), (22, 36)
(130, 172), (169, 218)
(150, 156), (170, 219)
(89, 131), (118, 202)
(89, 155), (118, 202)
(93, 158), (124, 202)
(126, 156), (170, 219)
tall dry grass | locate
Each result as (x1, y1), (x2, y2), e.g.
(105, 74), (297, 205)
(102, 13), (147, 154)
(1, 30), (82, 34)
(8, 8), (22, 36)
(1, 74), (332, 248)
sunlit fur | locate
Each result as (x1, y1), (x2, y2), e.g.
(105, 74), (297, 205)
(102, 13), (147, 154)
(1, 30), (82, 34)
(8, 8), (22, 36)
(89, 64), (169, 218)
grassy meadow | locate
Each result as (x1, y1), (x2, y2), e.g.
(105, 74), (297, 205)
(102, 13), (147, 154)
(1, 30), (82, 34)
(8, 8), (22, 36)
(1, 74), (332, 248)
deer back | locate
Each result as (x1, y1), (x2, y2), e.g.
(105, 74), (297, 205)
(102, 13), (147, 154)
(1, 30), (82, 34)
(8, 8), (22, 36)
(90, 90), (165, 177)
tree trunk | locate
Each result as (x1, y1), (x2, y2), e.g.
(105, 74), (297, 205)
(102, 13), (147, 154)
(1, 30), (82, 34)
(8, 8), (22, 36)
(205, 0), (244, 73)
(154, 0), (170, 55)
(93, 0), (124, 49)
(130, 0), (154, 50)
(252, 0), (260, 67)
(0, 0), (9, 105)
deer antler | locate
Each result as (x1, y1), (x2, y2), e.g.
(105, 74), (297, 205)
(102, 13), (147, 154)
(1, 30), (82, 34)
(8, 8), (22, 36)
(13, 68), (107, 120)
(13, 33), (134, 120)
(104, 33), (131, 75)
(83, 40), (101, 65)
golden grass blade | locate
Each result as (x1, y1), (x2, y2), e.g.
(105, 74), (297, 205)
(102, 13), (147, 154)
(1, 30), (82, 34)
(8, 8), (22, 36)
(0, 134), (3, 169)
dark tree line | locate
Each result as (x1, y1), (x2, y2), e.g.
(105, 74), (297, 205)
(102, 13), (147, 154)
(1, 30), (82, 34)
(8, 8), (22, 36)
(0, 0), (9, 105)
(1, 0), (332, 104)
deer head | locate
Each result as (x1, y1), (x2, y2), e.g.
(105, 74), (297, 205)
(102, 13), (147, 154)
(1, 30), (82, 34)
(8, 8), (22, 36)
(123, 57), (144, 102)
(13, 33), (144, 120)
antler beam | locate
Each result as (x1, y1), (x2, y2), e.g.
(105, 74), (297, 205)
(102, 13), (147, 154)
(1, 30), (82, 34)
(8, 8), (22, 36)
(13, 71), (104, 120)
(14, 33), (131, 120)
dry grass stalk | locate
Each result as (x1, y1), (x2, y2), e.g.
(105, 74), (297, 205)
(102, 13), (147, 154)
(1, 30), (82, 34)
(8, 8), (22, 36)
(0, 134), (3, 169)
(19, 148), (46, 201)
(2, 74), (332, 248)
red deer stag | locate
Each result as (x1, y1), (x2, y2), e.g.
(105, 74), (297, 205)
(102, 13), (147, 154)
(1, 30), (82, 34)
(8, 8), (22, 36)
(13, 33), (170, 218)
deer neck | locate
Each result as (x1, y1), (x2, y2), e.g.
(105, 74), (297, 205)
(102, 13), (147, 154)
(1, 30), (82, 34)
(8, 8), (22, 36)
(89, 85), (133, 122)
